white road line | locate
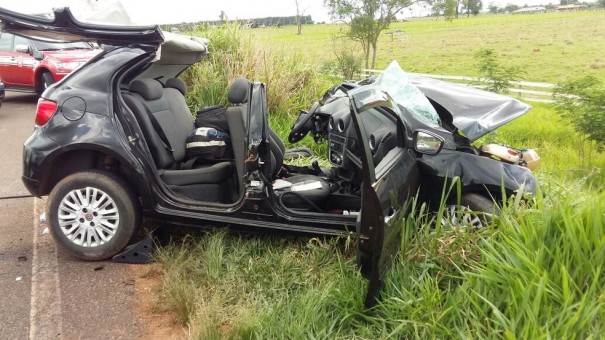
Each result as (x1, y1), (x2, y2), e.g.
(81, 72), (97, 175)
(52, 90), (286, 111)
(30, 198), (63, 339)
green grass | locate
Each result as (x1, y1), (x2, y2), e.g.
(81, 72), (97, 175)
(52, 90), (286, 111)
(153, 13), (605, 338)
(153, 186), (604, 338)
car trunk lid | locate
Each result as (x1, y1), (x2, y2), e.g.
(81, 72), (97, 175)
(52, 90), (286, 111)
(0, 6), (164, 46)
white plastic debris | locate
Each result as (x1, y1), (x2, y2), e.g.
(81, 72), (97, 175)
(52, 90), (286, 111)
(42, 227), (49, 235)
(39, 212), (46, 224)
(16, 277), (22, 281)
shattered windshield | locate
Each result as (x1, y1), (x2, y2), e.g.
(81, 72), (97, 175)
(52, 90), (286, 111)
(375, 61), (441, 127)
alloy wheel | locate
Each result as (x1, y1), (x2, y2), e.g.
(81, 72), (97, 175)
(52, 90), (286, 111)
(57, 187), (120, 247)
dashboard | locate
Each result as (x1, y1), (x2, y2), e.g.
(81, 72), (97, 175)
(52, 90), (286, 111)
(326, 107), (398, 171)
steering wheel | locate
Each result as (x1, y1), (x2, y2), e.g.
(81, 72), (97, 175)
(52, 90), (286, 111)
(288, 102), (319, 143)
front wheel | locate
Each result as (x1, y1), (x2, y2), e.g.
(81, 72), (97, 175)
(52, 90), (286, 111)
(47, 171), (140, 260)
(441, 193), (500, 228)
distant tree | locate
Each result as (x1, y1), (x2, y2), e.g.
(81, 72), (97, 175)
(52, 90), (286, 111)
(324, 0), (426, 70)
(503, 4), (519, 12)
(431, 0), (457, 20)
(462, 0), (482, 17)
(488, 3), (499, 13)
(559, 0), (578, 4)
(443, 0), (457, 20)
(294, 0), (309, 35)
(219, 11), (227, 22)
(471, 0), (482, 15)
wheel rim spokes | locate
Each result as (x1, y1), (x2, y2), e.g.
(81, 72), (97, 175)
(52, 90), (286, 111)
(441, 205), (487, 229)
(58, 187), (120, 247)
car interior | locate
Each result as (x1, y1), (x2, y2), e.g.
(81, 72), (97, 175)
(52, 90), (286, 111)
(121, 76), (337, 213)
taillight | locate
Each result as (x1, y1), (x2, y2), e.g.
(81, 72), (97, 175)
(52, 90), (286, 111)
(35, 99), (58, 126)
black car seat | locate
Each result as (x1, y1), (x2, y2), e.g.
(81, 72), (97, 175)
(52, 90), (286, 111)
(224, 77), (330, 212)
(123, 79), (234, 202)
(224, 77), (249, 199)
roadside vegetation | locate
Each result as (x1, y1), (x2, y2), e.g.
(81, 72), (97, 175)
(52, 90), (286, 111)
(148, 12), (605, 338)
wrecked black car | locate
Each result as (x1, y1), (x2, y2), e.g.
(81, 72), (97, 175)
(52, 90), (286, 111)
(293, 61), (539, 227)
(1, 7), (536, 307)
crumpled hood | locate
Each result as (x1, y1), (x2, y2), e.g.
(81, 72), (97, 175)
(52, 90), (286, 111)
(409, 75), (531, 141)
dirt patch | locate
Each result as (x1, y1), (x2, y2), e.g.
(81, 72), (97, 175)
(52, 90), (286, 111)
(130, 264), (187, 339)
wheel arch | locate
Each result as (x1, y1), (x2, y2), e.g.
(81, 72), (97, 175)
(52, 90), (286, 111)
(454, 184), (512, 205)
(36, 145), (151, 205)
(34, 66), (53, 84)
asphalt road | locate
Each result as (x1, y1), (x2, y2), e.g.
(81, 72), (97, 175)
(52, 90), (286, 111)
(0, 93), (144, 339)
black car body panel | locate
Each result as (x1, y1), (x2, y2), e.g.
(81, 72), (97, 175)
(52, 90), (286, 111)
(417, 150), (536, 203)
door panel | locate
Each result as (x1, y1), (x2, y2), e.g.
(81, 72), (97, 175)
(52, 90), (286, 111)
(350, 87), (419, 308)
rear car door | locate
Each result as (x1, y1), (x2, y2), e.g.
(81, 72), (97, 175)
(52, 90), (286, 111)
(349, 87), (419, 308)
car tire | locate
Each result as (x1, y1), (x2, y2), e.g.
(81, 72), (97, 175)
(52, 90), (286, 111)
(37, 71), (55, 96)
(47, 170), (140, 260)
(442, 193), (500, 228)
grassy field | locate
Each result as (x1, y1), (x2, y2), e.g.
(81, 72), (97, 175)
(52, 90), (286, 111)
(253, 11), (605, 84)
(150, 12), (605, 339)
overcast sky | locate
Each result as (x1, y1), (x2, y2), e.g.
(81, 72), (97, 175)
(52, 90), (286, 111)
(0, 0), (598, 25)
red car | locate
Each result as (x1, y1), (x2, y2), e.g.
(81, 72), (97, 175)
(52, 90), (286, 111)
(0, 31), (98, 95)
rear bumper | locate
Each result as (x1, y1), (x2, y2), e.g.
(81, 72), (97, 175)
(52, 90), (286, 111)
(22, 127), (61, 197)
(21, 175), (41, 197)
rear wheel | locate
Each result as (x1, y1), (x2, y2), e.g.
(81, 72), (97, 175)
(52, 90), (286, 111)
(442, 193), (499, 228)
(36, 71), (55, 96)
(47, 170), (140, 260)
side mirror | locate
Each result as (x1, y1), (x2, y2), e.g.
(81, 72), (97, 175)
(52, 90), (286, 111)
(414, 130), (444, 155)
(33, 51), (44, 61)
(15, 44), (30, 54)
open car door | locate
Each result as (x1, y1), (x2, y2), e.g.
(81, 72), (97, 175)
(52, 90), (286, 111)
(349, 87), (419, 308)
(0, 6), (164, 45)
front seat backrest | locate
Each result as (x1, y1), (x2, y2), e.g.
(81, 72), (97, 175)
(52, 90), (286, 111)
(128, 79), (177, 169)
(166, 78), (187, 96)
(226, 77), (250, 195)
(228, 77), (249, 105)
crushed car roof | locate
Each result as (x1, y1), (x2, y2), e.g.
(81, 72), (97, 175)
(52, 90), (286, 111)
(410, 75), (531, 141)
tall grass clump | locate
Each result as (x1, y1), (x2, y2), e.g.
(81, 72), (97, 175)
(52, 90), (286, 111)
(181, 22), (329, 120)
(370, 181), (605, 338)
(153, 231), (366, 339)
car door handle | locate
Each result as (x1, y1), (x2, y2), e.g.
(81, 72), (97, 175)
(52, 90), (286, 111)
(384, 206), (397, 224)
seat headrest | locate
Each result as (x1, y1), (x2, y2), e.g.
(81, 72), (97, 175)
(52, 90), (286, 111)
(227, 77), (249, 104)
(130, 79), (164, 101)
(166, 78), (187, 95)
